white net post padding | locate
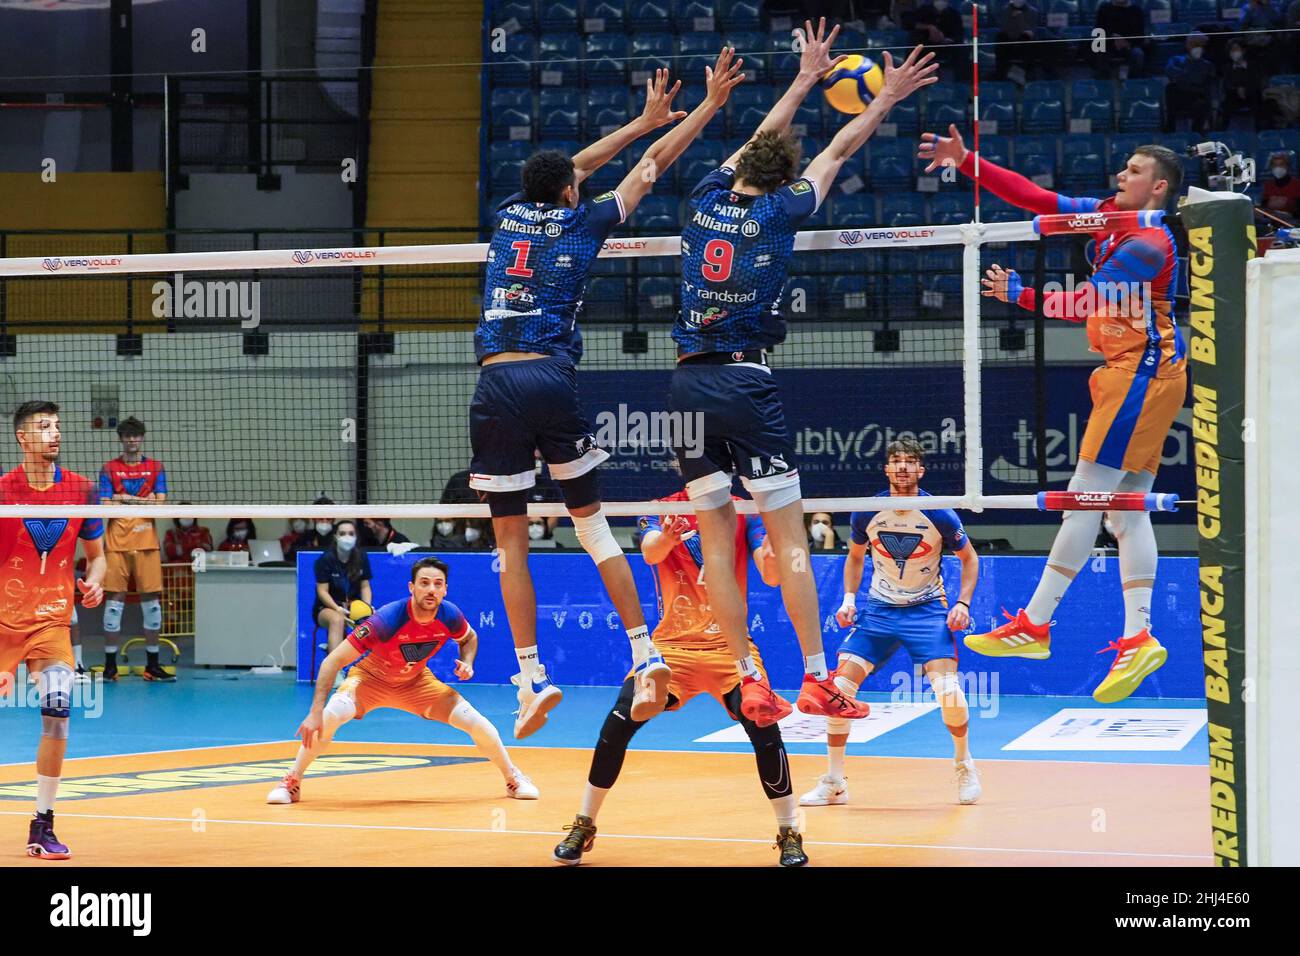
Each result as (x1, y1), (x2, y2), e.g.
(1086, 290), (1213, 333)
(961, 221), (984, 512)
(1245, 245), (1300, 866)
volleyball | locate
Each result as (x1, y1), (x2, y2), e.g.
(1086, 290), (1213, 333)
(348, 599), (373, 624)
(821, 54), (885, 114)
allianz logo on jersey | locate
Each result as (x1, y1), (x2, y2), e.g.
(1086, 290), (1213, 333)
(490, 283), (536, 305)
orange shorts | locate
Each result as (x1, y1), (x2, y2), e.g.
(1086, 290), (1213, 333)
(625, 641), (766, 713)
(105, 549), (163, 594)
(0, 623), (73, 697)
(338, 666), (461, 722)
(1080, 365), (1187, 475)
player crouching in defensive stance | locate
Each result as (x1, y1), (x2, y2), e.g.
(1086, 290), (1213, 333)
(801, 440), (982, 808)
(268, 556), (537, 804)
(554, 492), (809, 867)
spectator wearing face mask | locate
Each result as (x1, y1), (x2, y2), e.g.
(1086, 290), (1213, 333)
(807, 511), (841, 550)
(1222, 40), (1265, 126)
(219, 519), (258, 552)
(1165, 33), (1216, 135)
(430, 517), (494, 551)
(312, 519), (374, 652)
(360, 517), (410, 549)
(295, 496), (337, 553)
(1264, 152), (1300, 222)
(1092, 0), (1147, 80)
(527, 516), (553, 547)
(280, 518), (311, 560)
(163, 507), (214, 561)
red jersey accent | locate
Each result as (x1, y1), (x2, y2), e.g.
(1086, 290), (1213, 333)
(99, 456), (166, 551)
(347, 597), (469, 682)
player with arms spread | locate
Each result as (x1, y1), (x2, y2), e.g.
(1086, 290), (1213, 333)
(471, 52), (744, 739)
(669, 24), (938, 724)
(800, 439), (982, 809)
(0, 401), (106, 859)
(267, 556), (538, 805)
(553, 491), (810, 867)
(919, 126), (1186, 703)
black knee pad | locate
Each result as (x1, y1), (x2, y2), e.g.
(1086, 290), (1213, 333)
(588, 679), (643, 790)
(741, 715), (792, 800)
(485, 489), (527, 518)
(558, 469), (601, 511)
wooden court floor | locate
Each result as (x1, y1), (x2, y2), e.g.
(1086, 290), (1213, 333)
(0, 742), (1212, 867)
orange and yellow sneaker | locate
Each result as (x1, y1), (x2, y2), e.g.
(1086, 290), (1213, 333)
(740, 676), (794, 727)
(795, 672), (871, 720)
(1092, 630), (1167, 704)
(963, 608), (1052, 660)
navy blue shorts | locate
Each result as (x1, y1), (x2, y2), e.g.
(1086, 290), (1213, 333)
(838, 598), (957, 669)
(469, 356), (608, 493)
(668, 362), (797, 496)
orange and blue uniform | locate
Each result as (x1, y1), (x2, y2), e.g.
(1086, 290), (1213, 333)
(99, 456), (166, 594)
(0, 466), (103, 688)
(962, 154), (1187, 475)
(636, 491), (768, 710)
(339, 597), (469, 722)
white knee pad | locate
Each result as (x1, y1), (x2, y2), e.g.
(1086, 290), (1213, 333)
(70, 606), (78, 627)
(572, 509), (623, 566)
(38, 664), (73, 715)
(928, 671), (968, 717)
(141, 599), (162, 631)
(322, 693), (356, 730)
(747, 476), (802, 513)
(685, 472), (732, 511)
(826, 671), (861, 737)
(447, 700), (481, 733)
(102, 599), (125, 634)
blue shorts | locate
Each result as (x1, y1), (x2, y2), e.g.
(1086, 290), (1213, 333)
(668, 360), (797, 496)
(838, 598), (957, 669)
(469, 356), (608, 492)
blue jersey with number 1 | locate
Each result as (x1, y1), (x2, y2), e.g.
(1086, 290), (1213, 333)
(674, 166), (820, 356)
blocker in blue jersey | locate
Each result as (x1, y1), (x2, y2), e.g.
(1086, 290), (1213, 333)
(668, 26), (939, 727)
(470, 53), (746, 739)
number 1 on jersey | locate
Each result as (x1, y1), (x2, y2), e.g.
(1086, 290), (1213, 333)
(701, 238), (734, 282)
(505, 239), (534, 278)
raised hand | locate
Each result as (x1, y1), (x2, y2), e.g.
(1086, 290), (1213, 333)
(638, 68), (687, 130)
(796, 17), (848, 78)
(878, 44), (940, 104)
(705, 46), (746, 107)
(918, 123), (969, 173)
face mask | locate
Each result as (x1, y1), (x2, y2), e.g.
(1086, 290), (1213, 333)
(316, 522), (333, 536)
(1274, 165), (1288, 180)
(292, 520), (307, 533)
(179, 519), (194, 529)
(528, 523), (545, 541)
(336, 534), (356, 553)
(810, 521), (828, 542)
(232, 529), (249, 541)
(1230, 49), (1243, 62)
(464, 526), (482, 543)
(436, 520), (454, 537)
(1190, 47), (1204, 59)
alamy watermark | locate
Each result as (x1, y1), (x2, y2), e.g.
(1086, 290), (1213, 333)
(0, 671), (104, 719)
(889, 665), (1001, 719)
(593, 404), (704, 459)
(151, 272), (261, 328)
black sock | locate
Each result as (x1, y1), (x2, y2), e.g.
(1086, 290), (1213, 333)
(105, 651), (117, 665)
(36, 810), (53, 823)
(147, 650), (160, 668)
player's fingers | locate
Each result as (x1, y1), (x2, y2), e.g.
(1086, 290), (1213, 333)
(828, 53), (849, 70)
(949, 123), (961, 141)
(881, 49), (894, 72)
(826, 22), (841, 46)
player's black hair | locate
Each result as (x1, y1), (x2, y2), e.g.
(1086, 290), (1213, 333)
(330, 519), (368, 584)
(116, 416), (146, 439)
(411, 555), (450, 583)
(734, 130), (802, 193)
(521, 149), (576, 204)
(13, 400), (58, 433)
(885, 438), (926, 464)
(1134, 145), (1183, 201)
(225, 518), (258, 540)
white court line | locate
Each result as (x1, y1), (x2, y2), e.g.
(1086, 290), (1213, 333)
(0, 809), (1210, 861)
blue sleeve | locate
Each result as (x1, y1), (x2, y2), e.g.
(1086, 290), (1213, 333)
(1091, 236), (1165, 287)
(98, 468), (112, 501)
(439, 600), (469, 638)
(927, 508), (969, 551)
(776, 178), (820, 226)
(1056, 195), (1104, 215)
(637, 514), (662, 536)
(583, 190), (627, 242)
(689, 165), (736, 201)
(744, 514), (766, 552)
(154, 465), (168, 495)
(79, 519), (104, 541)
(849, 512), (871, 546)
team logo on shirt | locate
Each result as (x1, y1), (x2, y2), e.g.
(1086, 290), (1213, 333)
(686, 306), (727, 328)
(352, 623), (373, 642)
(545, 222), (562, 237)
(400, 640), (440, 663)
(491, 284), (536, 306)
(740, 219), (760, 237)
(790, 181), (811, 195)
(593, 191), (616, 204)
(874, 532), (931, 577)
(23, 519), (68, 558)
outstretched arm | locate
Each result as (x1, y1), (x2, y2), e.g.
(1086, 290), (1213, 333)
(615, 50), (746, 216)
(723, 17), (846, 169)
(572, 72), (687, 186)
(802, 45), (938, 199)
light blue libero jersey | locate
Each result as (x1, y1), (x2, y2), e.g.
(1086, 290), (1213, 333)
(674, 165), (821, 355)
(476, 189), (627, 364)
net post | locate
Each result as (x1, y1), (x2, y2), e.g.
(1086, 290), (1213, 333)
(960, 221), (984, 512)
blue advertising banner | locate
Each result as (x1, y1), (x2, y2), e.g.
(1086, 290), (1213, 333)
(577, 366), (1194, 522)
(297, 550), (1202, 699)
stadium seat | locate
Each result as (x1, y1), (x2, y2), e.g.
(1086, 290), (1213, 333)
(489, 141), (532, 192)
(790, 100), (824, 138)
(633, 195), (680, 232)
(1072, 97), (1114, 133)
(1022, 81), (1066, 134)
(881, 193), (927, 224)
(538, 34), (582, 88)
(1108, 133), (1147, 172)
(868, 139), (916, 190)
(585, 33), (629, 85)
(1018, 152), (1056, 187)
(770, 46), (802, 83)
(829, 275), (871, 317)
(1071, 79), (1114, 107)
(1122, 77), (1167, 103)
(718, 0), (762, 31)
(980, 81), (1018, 104)
(1259, 129), (1300, 155)
(585, 87), (629, 138)
(585, 156), (628, 192)
(628, 0), (670, 31)
(1180, 0), (1219, 21)
(833, 193), (877, 226)
(719, 31), (767, 85)
(729, 85), (775, 136)
(630, 33), (674, 78)
(583, 1), (627, 32)
(538, 89), (580, 139)
(920, 245), (963, 272)
(927, 101), (968, 131)
(494, 1), (537, 33)
(783, 275), (824, 316)
(886, 274), (919, 314)
(926, 83), (971, 108)
(583, 277), (627, 320)
(492, 34), (536, 87)
(884, 100), (919, 137)
(673, 0), (718, 31)
(1015, 134), (1058, 164)
(491, 89), (533, 138)
(678, 31), (723, 76)
(980, 134), (1012, 167)
(980, 100), (1016, 133)
(674, 84), (726, 137)
(637, 277), (677, 318)
(681, 157), (724, 189)
(1045, 0), (1081, 25)
(539, 0), (579, 32)
(1061, 143), (1107, 192)
(1145, 0), (1174, 25)
(1119, 98), (1162, 133)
